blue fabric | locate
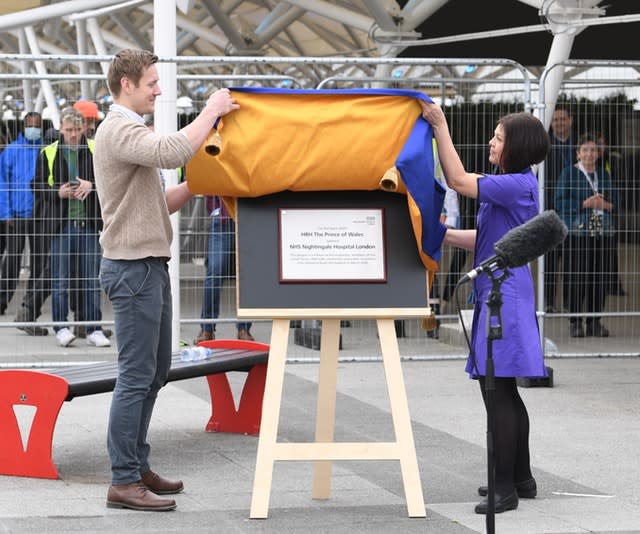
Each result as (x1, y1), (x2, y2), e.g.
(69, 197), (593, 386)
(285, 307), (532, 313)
(395, 117), (447, 260)
(231, 87), (431, 99)
(0, 133), (41, 220)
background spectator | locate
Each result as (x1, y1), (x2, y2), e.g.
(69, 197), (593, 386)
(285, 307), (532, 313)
(544, 105), (576, 313)
(555, 132), (617, 338)
(0, 112), (45, 317)
(32, 107), (109, 347)
(195, 195), (253, 344)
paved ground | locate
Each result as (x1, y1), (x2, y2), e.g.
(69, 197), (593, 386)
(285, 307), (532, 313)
(1, 318), (639, 533)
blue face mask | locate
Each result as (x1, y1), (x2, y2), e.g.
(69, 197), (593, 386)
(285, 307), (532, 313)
(24, 127), (42, 141)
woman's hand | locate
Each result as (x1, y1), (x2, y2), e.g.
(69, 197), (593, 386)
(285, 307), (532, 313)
(419, 100), (447, 129)
(583, 193), (612, 211)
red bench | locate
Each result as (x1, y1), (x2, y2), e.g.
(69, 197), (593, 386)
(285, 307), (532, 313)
(0, 339), (268, 479)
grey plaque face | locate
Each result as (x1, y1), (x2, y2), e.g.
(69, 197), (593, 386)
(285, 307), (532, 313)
(236, 190), (429, 316)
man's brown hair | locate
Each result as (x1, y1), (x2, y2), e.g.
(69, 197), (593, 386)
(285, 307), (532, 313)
(107, 49), (158, 98)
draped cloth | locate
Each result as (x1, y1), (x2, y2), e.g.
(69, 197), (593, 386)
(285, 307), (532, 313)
(186, 88), (446, 273)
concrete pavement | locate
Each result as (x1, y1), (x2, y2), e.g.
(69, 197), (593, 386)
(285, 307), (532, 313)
(1, 346), (639, 533)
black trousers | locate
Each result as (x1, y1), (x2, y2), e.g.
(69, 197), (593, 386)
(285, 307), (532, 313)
(0, 218), (47, 311)
(563, 234), (610, 324)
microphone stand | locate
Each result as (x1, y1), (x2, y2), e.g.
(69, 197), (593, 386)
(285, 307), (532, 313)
(484, 268), (510, 534)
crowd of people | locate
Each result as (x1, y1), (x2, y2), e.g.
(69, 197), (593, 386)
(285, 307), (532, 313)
(0, 99), (252, 347)
(0, 101), (112, 347)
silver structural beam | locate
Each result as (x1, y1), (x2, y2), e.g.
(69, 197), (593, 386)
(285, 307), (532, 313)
(65, 0), (149, 21)
(9, 30), (68, 57)
(93, 26), (138, 51)
(153, 0), (181, 352)
(362, 0), (399, 31)
(110, 11), (152, 50)
(401, 0), (450, 31)
(0, 73), (303, 85)
(252, 6), (306, 49)
(0, 53), (531, 71)
(23, 26), (59, 127)
(0, 0), (126, 32)
(87, 17), (111, 74)
(200, 0), (247, 51)
(283, 0), (375, 33)
(138, 3), (227, 50)
(18, 30), (33, 113)
(75, 18), (92, 99)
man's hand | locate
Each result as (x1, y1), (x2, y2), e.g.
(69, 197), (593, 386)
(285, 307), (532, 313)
(58, 178), (92, 200)
(72, 178), (92, 201)
(206, 88), (240, 119)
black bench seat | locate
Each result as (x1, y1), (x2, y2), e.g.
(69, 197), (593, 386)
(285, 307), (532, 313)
(0, 339), (269, 479)
(54, 347), (268, 400)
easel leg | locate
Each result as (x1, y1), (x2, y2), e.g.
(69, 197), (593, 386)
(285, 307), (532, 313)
(312, 318), (340, 499)
(250, 319), (289, 519)
(377, 319), (426, 518)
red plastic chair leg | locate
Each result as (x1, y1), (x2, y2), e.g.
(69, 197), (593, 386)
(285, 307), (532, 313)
(0, 370), (69, 479)
(198, 339), (269, 436)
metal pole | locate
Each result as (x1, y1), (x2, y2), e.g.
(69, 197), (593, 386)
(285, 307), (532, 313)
(153, 0), (181, 351)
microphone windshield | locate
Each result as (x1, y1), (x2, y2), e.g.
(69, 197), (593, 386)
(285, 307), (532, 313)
(494, 210), (568, 268)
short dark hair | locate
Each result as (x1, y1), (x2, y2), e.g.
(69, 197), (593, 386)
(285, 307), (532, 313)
(498, 112), (550, 173)
(107, 48), (158, 98)
(577, 132), (599, 148)
(23, 111), (41, 123)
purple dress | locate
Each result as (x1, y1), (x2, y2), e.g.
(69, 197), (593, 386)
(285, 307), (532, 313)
(464, 169), (547, 379)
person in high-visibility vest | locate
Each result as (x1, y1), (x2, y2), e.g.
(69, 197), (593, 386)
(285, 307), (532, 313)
(31, 106), (110, 348)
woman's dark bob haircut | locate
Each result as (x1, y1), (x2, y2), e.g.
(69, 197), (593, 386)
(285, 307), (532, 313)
(497, 112), (550, 173)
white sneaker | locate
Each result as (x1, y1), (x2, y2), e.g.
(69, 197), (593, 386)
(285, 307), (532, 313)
(86, 329), (111, 347)
(56, 327), (76, 347)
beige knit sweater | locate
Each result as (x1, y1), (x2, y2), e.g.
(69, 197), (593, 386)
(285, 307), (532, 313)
(93, 113), (194, 260)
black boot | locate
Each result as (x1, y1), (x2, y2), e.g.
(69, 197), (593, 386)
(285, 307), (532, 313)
(474, 491), (519, 514)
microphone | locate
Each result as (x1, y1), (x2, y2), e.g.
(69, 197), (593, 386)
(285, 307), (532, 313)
(460, 210), (568, 283)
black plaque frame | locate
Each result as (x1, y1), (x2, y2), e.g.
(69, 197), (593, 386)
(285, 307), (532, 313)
(236, 190), (430, 318)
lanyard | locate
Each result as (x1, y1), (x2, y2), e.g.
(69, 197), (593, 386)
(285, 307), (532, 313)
(577, 161), (598, 193)
(577, 161), (604, 215)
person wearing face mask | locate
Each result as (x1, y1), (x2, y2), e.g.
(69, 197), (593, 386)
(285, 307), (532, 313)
(0, 111), (46, 316)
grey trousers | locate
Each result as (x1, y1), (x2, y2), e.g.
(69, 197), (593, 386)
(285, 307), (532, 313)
(100, 257), (172, 485)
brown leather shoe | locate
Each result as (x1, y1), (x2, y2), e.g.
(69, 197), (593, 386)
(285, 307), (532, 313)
(106, 481), (176, 511)
(237, 328), (255, 341)
(141, 470), (184, 495)
(194, 329), (214, 345)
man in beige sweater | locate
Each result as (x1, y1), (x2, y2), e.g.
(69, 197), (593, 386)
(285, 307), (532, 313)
(94, 48), (238, 512)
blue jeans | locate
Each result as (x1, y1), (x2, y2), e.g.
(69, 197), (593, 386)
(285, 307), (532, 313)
(50, 222), (102, 333)
(100, 257), (172, 485)
(200, 217), (250, 333)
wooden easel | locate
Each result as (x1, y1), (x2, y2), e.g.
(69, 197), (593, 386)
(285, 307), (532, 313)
(235, 190), (434, 519)
(248, 312), (426, 519)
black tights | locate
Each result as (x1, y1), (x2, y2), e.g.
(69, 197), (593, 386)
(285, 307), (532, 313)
(478, 376), (533, 496)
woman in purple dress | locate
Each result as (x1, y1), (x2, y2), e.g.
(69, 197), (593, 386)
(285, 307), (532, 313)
(421, 103), (550, 515)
